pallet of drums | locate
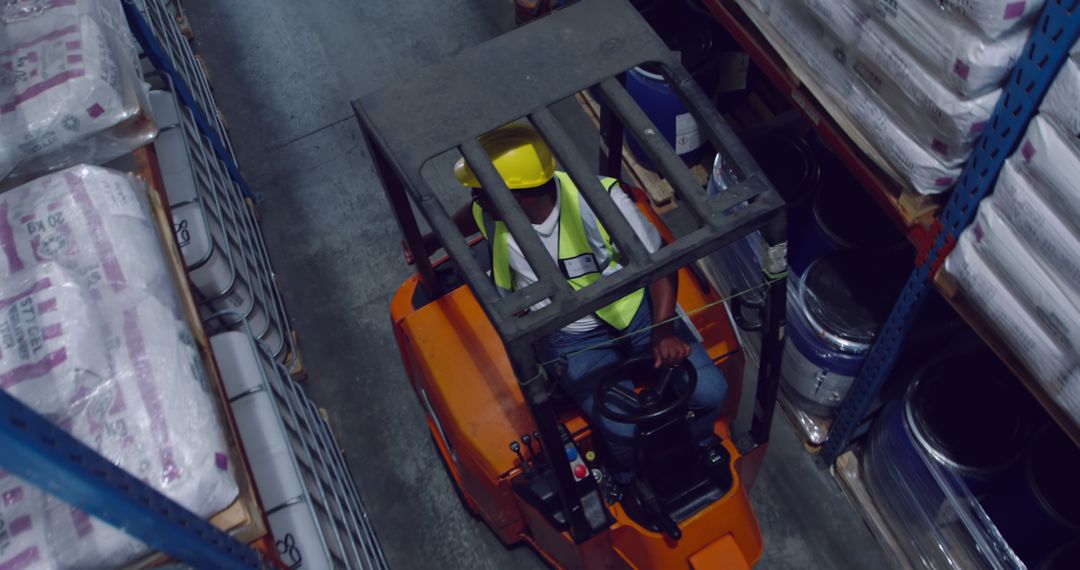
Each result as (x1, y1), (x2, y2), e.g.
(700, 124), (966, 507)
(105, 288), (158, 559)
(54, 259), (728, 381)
(212, 326), (388, 570)
(856, 344), (1080, 568)
(695, 122), (913, 445)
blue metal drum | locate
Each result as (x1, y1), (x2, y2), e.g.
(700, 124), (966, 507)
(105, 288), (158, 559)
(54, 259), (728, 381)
(901, 356), (1033, 494)
(983, 425), (1080, 560)
(788, 154), (908, 276)
(861, 350), (1033, 567)
(780, 252), (907, 416)
(625, 65), (703, 170)
(1032, 540), (1080, 570)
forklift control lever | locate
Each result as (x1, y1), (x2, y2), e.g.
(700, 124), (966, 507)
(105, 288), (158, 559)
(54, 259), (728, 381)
(510, 441), (532, 476)
(521, 433), (536, 464)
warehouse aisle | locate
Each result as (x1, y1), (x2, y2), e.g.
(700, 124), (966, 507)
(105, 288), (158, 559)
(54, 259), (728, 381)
(184, 1), (887, 568)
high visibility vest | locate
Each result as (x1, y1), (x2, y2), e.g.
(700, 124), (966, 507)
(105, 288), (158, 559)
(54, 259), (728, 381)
(473, 171), (645, 331)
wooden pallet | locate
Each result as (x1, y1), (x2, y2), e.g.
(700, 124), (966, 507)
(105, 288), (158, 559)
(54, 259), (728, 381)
(574, 91), (710, 214)
(126, 147), (268, 568)
(285, 329), (307, 382)
(245, 196), (262, 224)
(775, 389), (833, 454)
(318, 408), (347, 456)
(195, 54), (213, 90)
(216, 107), (231, 134)
(832, 450), (914, 569)
(166, 0), (194, 39)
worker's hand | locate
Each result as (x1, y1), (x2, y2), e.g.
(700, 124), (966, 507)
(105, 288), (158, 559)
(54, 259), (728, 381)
(652, 333), (691, 369)
(402, 240), (415, 265)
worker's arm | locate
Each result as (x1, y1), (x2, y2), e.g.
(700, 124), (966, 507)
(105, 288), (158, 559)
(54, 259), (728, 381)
(404, 203), (478, 264)
(608, 183), (691, 368)
(649, 266), (691, 368)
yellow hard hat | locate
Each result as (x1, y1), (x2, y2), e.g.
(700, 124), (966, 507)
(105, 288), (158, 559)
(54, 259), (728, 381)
(454, 125), (556, 190)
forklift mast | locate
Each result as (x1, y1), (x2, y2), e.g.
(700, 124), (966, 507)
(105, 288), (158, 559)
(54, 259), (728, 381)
(354, 0), (787, 544)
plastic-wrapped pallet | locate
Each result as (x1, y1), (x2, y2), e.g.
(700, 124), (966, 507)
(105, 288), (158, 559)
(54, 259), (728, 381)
(1012, 115), (1080, 223)
(0, 164), (169, 298)
(800, 0), (1000, 166)
(1041, 54), (1080, 138)
(945, 234), (1078, 408)
(931, 0), (1046, 38)
(0, 0), (157, 182)
(747, 0), (770, 15)
(992, 160), (1080, 303)
(0, 471), (53, 570)
(844, 0), (1032, 97)
(968, 197), (1080, 353)
(765, 1), (854, 99)
(768, 1), (960, 194)
(0, 165), (239, 570)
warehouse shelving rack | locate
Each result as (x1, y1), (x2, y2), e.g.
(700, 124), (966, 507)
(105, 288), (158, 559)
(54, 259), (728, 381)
(0, 2), (330, 567)
(700, 0), (1080, 564)
(142, 70), (389, 568)
(703, 0), (946, 252)
(701, 0), (1080, 454)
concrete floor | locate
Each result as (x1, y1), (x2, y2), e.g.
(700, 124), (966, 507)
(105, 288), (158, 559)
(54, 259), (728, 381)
(184, 1), (888, 568)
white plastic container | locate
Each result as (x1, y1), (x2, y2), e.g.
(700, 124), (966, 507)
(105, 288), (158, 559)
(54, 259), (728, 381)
(266, 502), (337, 570)
(261, 320), (286, 359)
(992, 160), (1080, 301)
(220, 291), (271, 338)
(172, 201), (235, 299)
(154, 128), (199, 205)
(210, 331), (265, 399)
(195, 199), (272, 339)
(149, 90), (181, 129)
(232, 391), (306, 510)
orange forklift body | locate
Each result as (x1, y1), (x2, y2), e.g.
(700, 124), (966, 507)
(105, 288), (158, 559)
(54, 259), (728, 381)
(389, 194), (765, 569)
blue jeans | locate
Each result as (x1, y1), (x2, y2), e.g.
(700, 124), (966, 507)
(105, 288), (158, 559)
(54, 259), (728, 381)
(536, 294), (727, 484)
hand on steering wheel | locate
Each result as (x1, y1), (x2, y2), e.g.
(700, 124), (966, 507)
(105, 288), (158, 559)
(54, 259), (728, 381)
(652, 333), (691, 368)
(595, 354), (698, 424)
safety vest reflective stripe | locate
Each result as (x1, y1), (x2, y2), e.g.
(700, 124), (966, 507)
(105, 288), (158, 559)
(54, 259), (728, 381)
(472, 172), (645, 330)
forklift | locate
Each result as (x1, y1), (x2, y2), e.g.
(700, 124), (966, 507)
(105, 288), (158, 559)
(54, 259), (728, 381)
(354, 0), (787, 567)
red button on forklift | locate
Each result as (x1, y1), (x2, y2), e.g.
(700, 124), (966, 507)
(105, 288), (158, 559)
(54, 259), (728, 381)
(354, 1), (788, 567)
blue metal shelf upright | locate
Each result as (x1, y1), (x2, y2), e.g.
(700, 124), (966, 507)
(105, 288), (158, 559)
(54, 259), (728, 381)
(822, 0), (1080, 464)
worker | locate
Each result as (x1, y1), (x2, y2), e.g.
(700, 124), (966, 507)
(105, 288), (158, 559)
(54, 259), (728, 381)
(408, 124), (726, 486)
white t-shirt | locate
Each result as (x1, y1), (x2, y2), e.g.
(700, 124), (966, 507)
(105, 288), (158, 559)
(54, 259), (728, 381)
(504, 179), (662, 333)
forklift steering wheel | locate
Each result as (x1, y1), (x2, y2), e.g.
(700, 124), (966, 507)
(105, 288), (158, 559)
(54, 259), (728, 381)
(595, 355), (698, 424)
